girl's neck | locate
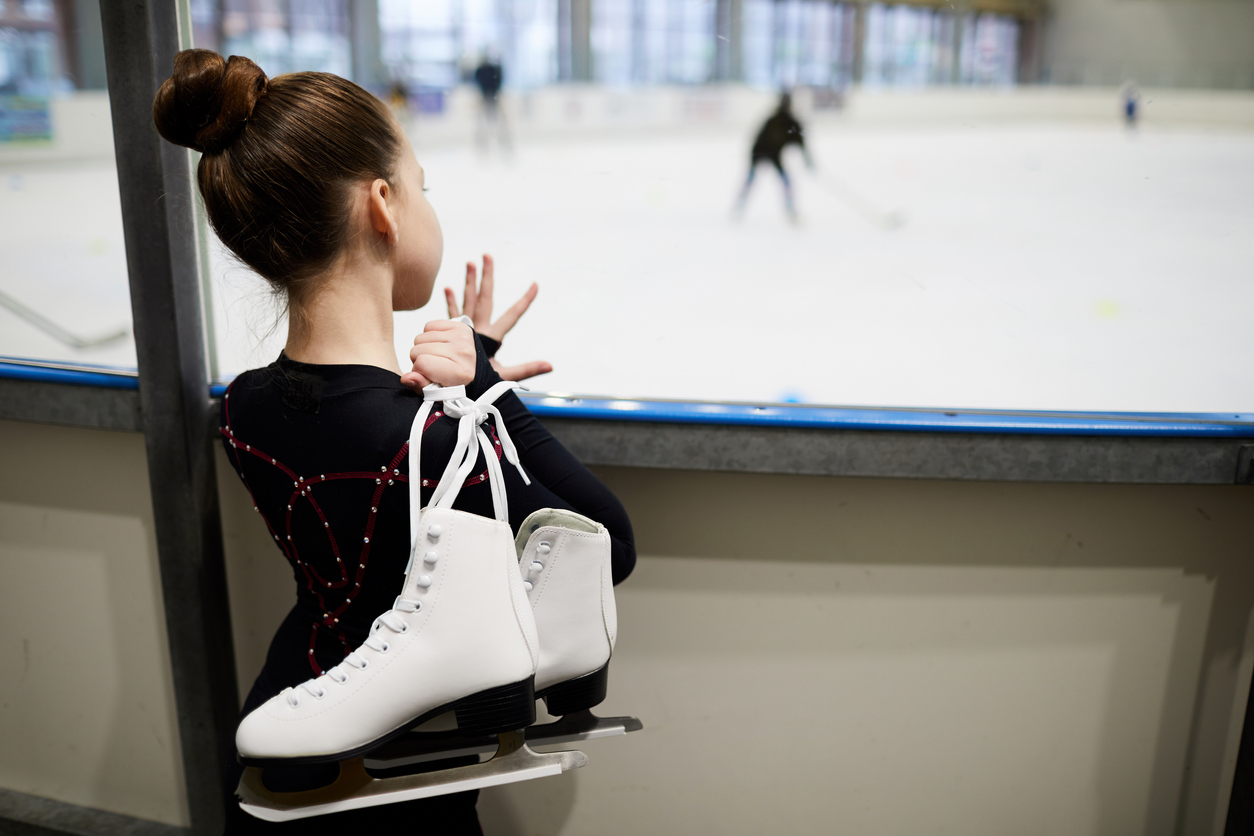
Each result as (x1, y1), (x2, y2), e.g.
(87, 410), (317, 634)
(283, 254), (400, 373)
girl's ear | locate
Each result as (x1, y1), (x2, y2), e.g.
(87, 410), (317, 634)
(367, 178), (399, 244)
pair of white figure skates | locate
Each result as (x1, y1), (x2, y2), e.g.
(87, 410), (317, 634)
(235, 381), (640, 821)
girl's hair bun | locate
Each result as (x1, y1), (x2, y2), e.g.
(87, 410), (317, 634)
(153, 49), (268, 155)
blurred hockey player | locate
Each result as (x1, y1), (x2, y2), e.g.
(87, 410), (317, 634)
(735, 91), (813, 221)
(474, 53), (511, 154)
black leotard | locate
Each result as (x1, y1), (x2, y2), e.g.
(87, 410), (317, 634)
(218, 331), (635, 833)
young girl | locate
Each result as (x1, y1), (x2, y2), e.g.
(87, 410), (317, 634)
(153, 50), (635, 833)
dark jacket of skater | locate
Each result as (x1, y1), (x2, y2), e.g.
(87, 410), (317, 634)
(736, 92), (813, 220)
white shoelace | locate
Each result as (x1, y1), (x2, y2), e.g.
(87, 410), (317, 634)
(403, 381), (530, 571)
(285, 380), (527, 708)
(288, 598), (418, 706)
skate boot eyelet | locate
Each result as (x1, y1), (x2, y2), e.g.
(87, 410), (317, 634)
(398, 622), (410, 633)
(427, 524), (443, 540)
(379, 642), (391, 653)
(537, 542), (551, 555)
(424, 550), (439, 564)
(416, 574), (433, 589)
(523, 580), (534, 591)
(531, 561), (544, 571)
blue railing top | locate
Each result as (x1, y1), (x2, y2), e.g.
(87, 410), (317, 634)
(515, 394), (1254, 437)
(1, 357), (139, 390)
(5, 357), (1253, 438)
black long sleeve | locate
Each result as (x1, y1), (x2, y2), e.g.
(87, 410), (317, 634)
(448, 333), (636, 584)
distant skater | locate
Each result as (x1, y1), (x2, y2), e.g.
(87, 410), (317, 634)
(474, 54), (510, 154)
(735, 92), (813, 221)
(1122, 82), (1140, 130)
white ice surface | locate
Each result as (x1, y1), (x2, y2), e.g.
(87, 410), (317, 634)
(3, 123), (1252, 413)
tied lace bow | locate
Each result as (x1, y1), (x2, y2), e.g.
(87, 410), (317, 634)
(410, 381), (531, 543)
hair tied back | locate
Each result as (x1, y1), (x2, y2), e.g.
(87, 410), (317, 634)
(153, 49), (269, 155)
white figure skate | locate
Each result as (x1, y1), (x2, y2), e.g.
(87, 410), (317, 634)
(366, 509), (641, 772)
(235, 382), (588, 822)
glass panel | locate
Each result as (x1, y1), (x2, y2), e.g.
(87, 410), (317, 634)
(0, 0), (133, 369)
(193, 0), (1254, 415)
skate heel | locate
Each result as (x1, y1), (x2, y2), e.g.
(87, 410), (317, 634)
(540, 662), (609, 716)
(454, 677), (536, 735)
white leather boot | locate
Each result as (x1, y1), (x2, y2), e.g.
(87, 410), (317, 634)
(516, 508), (617, 715)
(347, 511), (637, 777)
(236, 382), (540, 765)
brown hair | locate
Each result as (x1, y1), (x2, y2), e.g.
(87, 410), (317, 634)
(152, 49), (401, 305)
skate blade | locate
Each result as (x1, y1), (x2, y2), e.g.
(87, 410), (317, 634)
(237, 731), (587, 822)
(526, 709), (644, 747)
(364, 710), (643, 769)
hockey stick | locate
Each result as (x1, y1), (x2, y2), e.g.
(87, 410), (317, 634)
(809, 169), (905, 231)
(0, 288), (129, 349)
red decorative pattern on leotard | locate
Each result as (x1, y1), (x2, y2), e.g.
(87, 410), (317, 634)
(221, 381), (504, 675)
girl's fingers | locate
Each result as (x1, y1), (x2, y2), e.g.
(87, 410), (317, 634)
(422, 318), (465, 332)
(411, 353), (474, 387)
(491, 358), (553, 382)
(400, 370), (431, 390)
(444, 287), (459, 318)
(477, 254), (495, 322)
(462, 262), (478, 320)
(410, 330), (457, 355)
(413, 318), (471, 343)
(492, 282), (538, 337)
(410, 320), (476, 381)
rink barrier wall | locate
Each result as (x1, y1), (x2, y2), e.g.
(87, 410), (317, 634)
(394, 85), (1254, 148)
(3, 358), (1252, 438)
(2, 360), (1252, 486)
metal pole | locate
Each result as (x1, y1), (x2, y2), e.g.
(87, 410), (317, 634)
(570, 0), (592, 82)
(631, 0), (646, 83)
(851, 0), (866, 85)
(951, 4), (965, 84)
(98, 2), (240, 834)
(558, 0), (571, 81)
(348, 0), (384, 90)
(715, 0), (730, 81)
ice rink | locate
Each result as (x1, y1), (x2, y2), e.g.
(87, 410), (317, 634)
(3, 120), (1252, 413)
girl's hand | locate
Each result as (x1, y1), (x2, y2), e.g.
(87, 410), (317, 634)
(400, 319), (476, 391)
(446, 254), (553, 382)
